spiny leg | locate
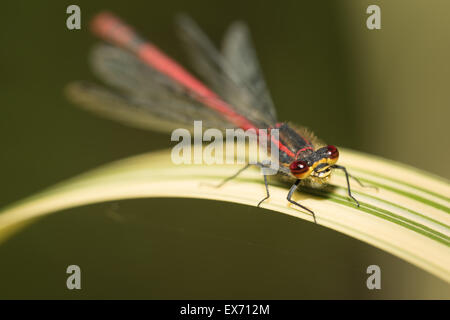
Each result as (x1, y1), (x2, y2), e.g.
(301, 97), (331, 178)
(287, 179), (317, 224)
(205, 163), (251, 188)
(202, 161), (275, 209)
(207, 162), (273, 208)
(347, 173), (378, 191)
(332, 164), (360, 207)
(257, 174), (270, 207)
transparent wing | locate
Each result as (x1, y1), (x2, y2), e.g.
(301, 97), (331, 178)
(65, 44), (235, 132)
(66, 82), (187, 132)
(222, 21), (277, 122)
(66, 81), (234, 132)
(175, 14), (277, 127)
(91, 43), (184, 100)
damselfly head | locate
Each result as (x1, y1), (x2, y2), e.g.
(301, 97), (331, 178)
(289, 145), (339, 180)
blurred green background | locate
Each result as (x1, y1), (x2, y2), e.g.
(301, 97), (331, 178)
(0, 0), (449, 299)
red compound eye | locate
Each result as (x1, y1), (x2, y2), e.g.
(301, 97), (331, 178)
(326, 145), (339, 160)
(290, 160), (310, 178)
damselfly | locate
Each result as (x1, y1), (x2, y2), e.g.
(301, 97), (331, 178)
(66, 12), (363, 223)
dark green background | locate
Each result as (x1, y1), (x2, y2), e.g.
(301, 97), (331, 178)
(0, 1), (449, 299)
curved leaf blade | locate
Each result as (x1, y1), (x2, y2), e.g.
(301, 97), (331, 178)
(0, 149), (449, 282)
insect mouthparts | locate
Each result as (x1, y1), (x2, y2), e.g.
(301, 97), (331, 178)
(314, 163), (329, 172)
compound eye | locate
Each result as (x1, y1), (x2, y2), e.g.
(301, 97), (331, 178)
(326, 145), (339, 163)
(289, 160), (311, 179)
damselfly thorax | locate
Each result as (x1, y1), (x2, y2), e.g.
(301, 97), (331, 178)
(271, 122), (337, 182)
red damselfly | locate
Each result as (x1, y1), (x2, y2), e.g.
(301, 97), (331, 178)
(66, 12), (364, 223)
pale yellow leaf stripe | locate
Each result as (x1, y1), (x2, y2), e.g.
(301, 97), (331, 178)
(0, 149), (449, 282)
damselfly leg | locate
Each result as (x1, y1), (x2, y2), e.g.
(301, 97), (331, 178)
(210, 163), (252, 188)
(287, 179), (317, 223)
(257, 174), (270, 207)
(348, 172), (378, 191)
(332, 164), (360, 207)
(210, 163), (318, 223)
(206, 162), (271, 209)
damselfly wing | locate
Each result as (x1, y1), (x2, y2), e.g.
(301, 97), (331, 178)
(66, 12), (362, 223)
